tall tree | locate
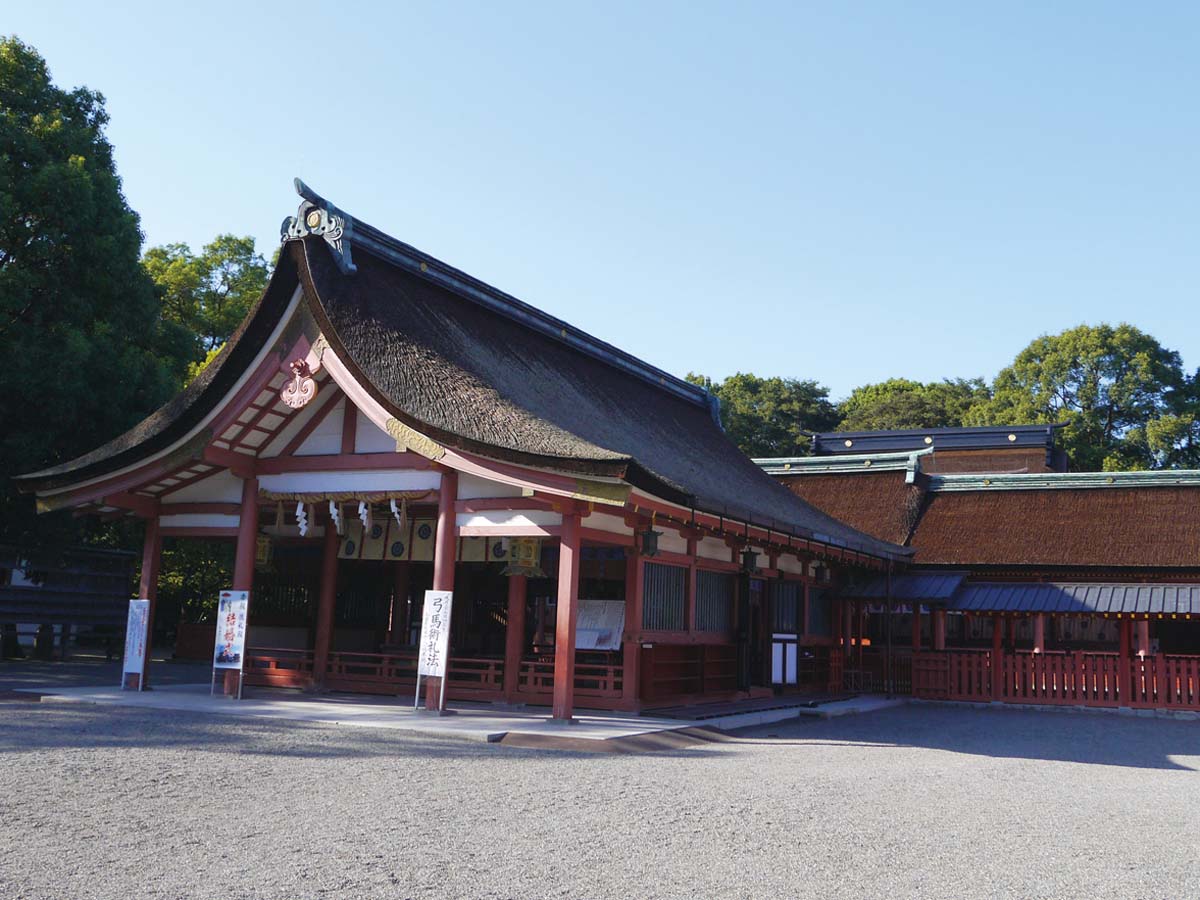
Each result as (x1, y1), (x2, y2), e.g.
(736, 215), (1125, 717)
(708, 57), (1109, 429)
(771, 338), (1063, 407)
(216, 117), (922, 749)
(837, 377), (990, 431)
(966, 323), (1185, 471)
(0, 37), (186, 546)
(688, 372), (839, 457)
(143, 233), (269, 373)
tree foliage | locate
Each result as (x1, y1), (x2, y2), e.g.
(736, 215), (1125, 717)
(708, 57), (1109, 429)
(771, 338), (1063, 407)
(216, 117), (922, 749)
(688, 372), (839, 457)
(837, 377), (990, 432)
(0, 37), (186, 546)
(965, 324), (1186, 471)
(143, 234), (269, 373)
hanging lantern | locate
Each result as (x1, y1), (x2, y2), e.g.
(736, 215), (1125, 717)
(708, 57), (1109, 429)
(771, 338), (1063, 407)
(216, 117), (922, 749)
(639, 527), (661, 558)
(255, 533), (273, 568)
(740, 547), (759, 573)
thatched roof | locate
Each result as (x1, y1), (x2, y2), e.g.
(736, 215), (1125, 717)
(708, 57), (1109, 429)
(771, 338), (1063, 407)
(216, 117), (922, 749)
(778, 470), (926, 545)
(910, 486), (1200, 568)
(17, 184), (908, 561)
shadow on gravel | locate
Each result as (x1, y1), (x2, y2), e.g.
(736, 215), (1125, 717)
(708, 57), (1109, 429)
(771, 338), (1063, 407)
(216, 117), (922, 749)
(0, 703), (719, 761)
(731, 704), (1200, 771)
(0, 657), (211, 690)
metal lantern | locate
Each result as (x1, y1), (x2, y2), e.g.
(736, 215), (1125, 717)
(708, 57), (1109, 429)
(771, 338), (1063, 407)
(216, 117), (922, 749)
(740, 547), (759, 573)
(639, 527), (661, 558)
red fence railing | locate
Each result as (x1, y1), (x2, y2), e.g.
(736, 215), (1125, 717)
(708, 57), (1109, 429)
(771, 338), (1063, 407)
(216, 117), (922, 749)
(907, 650), (1200, 711)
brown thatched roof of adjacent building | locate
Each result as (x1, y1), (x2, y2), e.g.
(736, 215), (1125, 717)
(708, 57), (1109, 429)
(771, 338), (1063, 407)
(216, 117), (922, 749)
(910, 485), (1200, 568)
(778, 470), (925, 545)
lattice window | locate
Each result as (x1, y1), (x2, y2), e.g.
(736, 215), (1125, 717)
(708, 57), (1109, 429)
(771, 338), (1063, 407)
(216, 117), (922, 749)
(695, 570), (735, 633)
(643, 562), (686, 631)
(770, 581), (803, 633)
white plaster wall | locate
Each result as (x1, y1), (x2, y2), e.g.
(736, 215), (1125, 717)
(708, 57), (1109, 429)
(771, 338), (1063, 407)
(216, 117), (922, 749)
(258, 469), (440, 494)
(261, 387), (341, 458)
(165, 470), (244, 503)
(457, 510), (563, 529)
(777, 553), (807, 575)
(583, 511), (633, 536)
(295, 398), (345, 456)
(696, 536), (731, 561)
(159, 514), (240, 529)
(457, 473), (525, 499)
(355, 413), (396, 453)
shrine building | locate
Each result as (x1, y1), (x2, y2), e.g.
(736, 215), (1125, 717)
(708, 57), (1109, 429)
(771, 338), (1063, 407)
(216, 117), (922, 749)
(758, 426), (1200, 711)
(14, 181), (909, 719)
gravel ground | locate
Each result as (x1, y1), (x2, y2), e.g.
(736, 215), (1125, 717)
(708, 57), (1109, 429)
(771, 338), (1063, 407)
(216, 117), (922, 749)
(1, 700), (1197, 900)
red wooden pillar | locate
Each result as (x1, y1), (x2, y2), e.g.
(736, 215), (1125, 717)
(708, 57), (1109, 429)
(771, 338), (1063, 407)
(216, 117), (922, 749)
(911, 603), (922, 653)
(1136, 620), (1150, 656)
(685, 536), (698, 632)
(425, 468), (458, 711)
(621, 545), (643, 707)
(232, 476), (259, 591)
(312, 521), (339, 688)
(1119, 618), (1132, 706)
(842, 599), (853, 653)
(224, 476), (260, 696)
(137, 516), (163, 688)
(933, 609), (946, 651)
(991, 614), (1004, 700)
(502, 574), (528, 701)
(1033, 614), (1046, 653)
(552, 510), (582, 720)
(856, 600), (865, 668)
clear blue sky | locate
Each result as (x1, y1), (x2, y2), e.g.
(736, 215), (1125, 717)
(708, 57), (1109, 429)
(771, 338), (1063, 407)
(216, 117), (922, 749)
(9, 2), (1200, 398)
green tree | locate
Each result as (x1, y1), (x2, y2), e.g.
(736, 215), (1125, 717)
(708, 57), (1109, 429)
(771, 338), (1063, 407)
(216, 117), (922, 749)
(688, 372), (839, 457)
(965, 323), (1185, 471)
(837, 377), (990, 431)
(0, 37), (186, 546)
(143, 234), (269, 371)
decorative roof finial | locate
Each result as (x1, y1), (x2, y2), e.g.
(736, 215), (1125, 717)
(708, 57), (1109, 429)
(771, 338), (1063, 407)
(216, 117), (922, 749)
(281, 178), (357, 274)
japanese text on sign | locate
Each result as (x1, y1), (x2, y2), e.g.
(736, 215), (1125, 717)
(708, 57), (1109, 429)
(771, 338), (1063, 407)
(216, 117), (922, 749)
(417, 590), (453, 677)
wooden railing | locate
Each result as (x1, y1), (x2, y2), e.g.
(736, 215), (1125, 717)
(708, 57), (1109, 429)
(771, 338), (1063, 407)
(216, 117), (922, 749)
(905, 650), (1200, 712)
(517, 656), (623, 698)
(245, 648), (621, 701)
(244, 647), (314, 688)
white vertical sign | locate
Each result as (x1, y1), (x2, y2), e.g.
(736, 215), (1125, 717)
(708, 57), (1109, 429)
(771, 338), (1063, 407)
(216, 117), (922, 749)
(212, 590), (250, 669)
(121, 599), (150, 690)
(417, 590), (453, 677)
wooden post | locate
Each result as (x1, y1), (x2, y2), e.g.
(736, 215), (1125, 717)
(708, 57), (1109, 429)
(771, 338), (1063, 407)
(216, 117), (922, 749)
(991, 614), (1003, 700)
(221, 477), (260, 696)
(502, 574), (528, 701)
(552, 510), (582, 720)
(1119, 618), (1132, 706)
(232, 476), (259, 591)
(1033, 614), (1046, 654)
(137, 517), (163, 688)
(685, 536), (698, 632)
(312, 522), (339, 688)
(911, 602), (922, 653)
(1136, 620), (1150, 656)
(856, 601), (865, 668)
(425, 468), (458, 711)
(621, 545), (643, 707)
(932, 609), (946, 651)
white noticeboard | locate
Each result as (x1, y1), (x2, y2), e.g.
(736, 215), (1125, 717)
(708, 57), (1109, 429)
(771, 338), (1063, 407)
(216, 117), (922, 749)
(575, 599), (625, 651)
(121, 599), (151, 690)
(211, 590), (250, 698)
(417, 590), (453, 677)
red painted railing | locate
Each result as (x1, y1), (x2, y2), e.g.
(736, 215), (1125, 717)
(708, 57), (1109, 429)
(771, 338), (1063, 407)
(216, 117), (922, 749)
(243, 647), (314, 687)
(517, 657), (623, 698)
(908, 650), (1200, 712)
